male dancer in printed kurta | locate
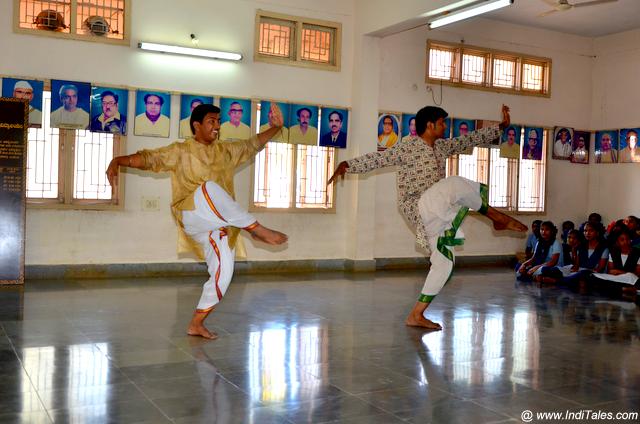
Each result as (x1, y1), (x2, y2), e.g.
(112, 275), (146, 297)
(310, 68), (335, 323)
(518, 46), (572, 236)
(329, 105), (527, 330)
(107, 103), (288, 339)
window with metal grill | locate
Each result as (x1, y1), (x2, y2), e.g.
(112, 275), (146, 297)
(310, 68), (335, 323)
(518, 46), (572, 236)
(252, 103), (336, 211)
(427, 40), (551, 97)
(447, 129), (547, 213)
(15, 0), (129, 45)
(255, 10), (341, 72)
(26, 91), (123, 209)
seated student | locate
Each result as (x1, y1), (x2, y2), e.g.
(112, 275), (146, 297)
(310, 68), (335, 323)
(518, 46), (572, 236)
(559, 223), (609, 288)
(524, 220), (542, 260)
(538, 229), (582, 284)
(517, 221), (562, 281)
(606, 220), (628, 249)
(590, 230), (640, 300)
(561, 220), (575, 244)
(579, 212), (602, 233)
(623, 215), (640, 247)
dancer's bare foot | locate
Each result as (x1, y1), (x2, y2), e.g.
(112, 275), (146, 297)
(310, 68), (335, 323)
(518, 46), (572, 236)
(249, 223), (288, 245)
(486, 207), (528, 232)
(187, 324), (218, 340)
(406, 314), (442, 330)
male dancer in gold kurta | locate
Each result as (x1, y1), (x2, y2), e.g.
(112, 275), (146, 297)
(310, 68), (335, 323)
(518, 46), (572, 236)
(107, 103), (287, 339)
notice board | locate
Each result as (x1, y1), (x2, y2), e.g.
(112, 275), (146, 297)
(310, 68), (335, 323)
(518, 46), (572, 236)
(0, 97), (28, 285)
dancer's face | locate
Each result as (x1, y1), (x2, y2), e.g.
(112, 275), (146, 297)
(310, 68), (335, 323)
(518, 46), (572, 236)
(194, 112), (220, 144)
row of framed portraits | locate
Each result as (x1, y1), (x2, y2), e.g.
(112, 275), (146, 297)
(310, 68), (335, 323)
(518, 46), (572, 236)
(0, 76), (350, 148)
(378, 112), (640, 164)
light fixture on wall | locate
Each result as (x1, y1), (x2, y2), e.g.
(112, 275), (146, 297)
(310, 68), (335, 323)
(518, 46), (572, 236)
(138, 42), (242, 61)
(427, 0), (514, 29)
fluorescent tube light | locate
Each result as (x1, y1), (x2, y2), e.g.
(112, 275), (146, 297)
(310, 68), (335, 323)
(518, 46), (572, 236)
(428, 0), (513, 29)
(138, 42), (242, 61)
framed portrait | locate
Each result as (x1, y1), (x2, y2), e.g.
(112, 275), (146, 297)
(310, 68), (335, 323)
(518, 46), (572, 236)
(50, 79), (91, 129)
(179, 94), (214, 139)
(570, 130), (590, 164)
(319, 107), (348, 148)
(499, 125), (522, 159)
(134, 90), (171, 138)
(377, 113), (400, 151)
(552, 127), (574, 160)
(260, 101), (291, 143)
(90, 86), (129, 135)
(400, 113), (417, 143)
(523, 127), (544, 161)
(1, 77), (44, 128)
(618, 128), (640, 163)
(289, 104), (319, 146)
(453, 118), (477, 155)
(594, 130), (619, 164)
(219, 97), (252, 142)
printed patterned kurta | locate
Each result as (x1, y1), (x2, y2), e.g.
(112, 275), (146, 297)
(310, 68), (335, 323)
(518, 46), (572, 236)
(346, 126), (502, 250)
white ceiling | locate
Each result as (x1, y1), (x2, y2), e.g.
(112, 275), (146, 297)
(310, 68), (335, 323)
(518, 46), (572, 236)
(484, 0), (640, 37)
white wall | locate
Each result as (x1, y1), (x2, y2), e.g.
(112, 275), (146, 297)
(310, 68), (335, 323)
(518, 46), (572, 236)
(372, 19), (595, 258)
(589, 29), (640, 222)
(0, 0), (356, 265)
(3, 0), (635, 266)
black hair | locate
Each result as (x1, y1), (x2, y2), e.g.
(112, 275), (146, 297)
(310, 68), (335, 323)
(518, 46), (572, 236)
(100, 90), (118, 104)
(190, 104), (220, 134)
(144, 93), (164, 105)
(328, 110), (343, 121)
(415, 106), (448, 136)
(296, 107), (312, 118)
(588, 212), (602, 222)
(562, 220), (575, 230)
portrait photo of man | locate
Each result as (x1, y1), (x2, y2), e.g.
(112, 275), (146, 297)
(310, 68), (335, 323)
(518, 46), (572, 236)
(259, 101), (290, 143)
(619, 128), (640, 163)
(595, 131), (618, 164)
(401, 114), (417, 143)
(523, 127), (544, 161)
(377, 113), (400, 151)
(553, 127), (574, 160)
(90, 87), (128, 135)
(289, 105), (319, 146)
(453, 118), (477, 155)
(179, 95), (214, 139)
(134, 91), (171, 138)
(499, 125), (521, 159)
(570, 130), (590, 164)
(50, 79), (91, 129)
(1, 77), (44, 128)
(219, 97), (252, 142)
(319, 108), (348, 148)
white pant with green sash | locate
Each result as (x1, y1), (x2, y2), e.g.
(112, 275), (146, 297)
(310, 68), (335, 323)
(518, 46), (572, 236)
(417, 176), (489, 303)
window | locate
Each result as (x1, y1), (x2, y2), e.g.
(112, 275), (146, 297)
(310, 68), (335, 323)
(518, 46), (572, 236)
(255, 10), (341, 71)
(252, 104), (336, 210)
(27, 91), (122, 209)
(447, 129), (548, 213)
(15, 0), (129, 45)
(426, 40), (551, 97)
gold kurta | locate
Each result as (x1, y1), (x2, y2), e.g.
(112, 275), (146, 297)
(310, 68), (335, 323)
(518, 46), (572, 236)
(137, 135), (262, 258)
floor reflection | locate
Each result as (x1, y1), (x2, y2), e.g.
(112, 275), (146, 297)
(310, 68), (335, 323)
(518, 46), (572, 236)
(1, 268), (639, 423)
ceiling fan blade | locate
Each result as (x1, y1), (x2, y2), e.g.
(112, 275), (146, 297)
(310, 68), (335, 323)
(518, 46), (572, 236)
(537, 9), (560, 17)
(573, 0), (618, 7)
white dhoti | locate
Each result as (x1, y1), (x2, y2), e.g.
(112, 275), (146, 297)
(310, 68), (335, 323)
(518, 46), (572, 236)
(182, 181), (258, 312)
(417, 176), (488, 303)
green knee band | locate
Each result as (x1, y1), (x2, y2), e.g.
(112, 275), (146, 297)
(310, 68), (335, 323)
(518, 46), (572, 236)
(418, 294), (435, 303)
(478, 184), (489, 215)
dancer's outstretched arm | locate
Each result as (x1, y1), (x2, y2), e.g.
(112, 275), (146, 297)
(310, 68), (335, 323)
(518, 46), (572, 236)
(442, 105), (510, 156)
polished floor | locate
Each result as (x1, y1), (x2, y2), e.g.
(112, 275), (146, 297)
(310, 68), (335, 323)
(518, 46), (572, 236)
(1, 267), (639, 424)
